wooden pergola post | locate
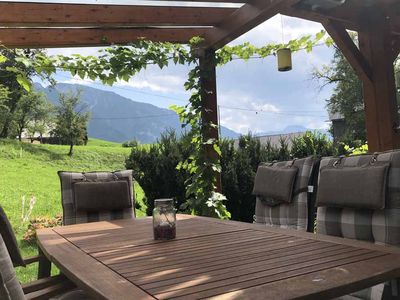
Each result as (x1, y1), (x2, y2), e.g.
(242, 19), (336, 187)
(358, 13), (400, 152)
(199, 48), (222, 193)
(323, 11), (400, 152)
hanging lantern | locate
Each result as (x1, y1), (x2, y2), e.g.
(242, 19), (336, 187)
(277, 48), (292, 72)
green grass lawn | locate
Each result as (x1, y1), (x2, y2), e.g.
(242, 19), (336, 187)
(0, 138), (147, 283)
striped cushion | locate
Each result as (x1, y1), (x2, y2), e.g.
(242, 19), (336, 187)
(254, 156), (318, 231)
(317, 151), (400, 299)
(0, 234), (25, 300)
(58, 170), (135, 225)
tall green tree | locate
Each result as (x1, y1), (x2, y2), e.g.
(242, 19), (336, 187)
(52, 92), (90, 156)
(14, 91), (50, 141)
(26, 99), (54, 143)
(313, 43), (366, 144)
(0, 48), (50, 138)
(315, 38), (400, 145)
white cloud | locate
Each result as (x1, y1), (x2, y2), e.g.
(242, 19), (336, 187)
(115, 74), (187, 94)
(58, 76), (94, 85)
(232, 15), (324, 46)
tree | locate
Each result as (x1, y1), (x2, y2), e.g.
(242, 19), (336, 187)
(52, 92), (90, 156)
(27, 100), (54, 143)
(314, 37), (400, 145)
(14, 91), (49, 141)
(0, 85), (10, 131)
(313, 42), (366, 144)
(0, 48), (52, 138)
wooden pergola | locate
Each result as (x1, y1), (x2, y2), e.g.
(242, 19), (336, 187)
(1, 0), (399, 155)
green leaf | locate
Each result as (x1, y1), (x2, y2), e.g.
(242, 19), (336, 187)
(213, 144), (222, 157)
(16, 74), (31, 92)
(0, 55), (6, 64)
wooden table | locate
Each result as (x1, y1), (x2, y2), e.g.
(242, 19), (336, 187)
(37, 214), (400, 300)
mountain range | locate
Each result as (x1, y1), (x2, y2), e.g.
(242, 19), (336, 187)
(34, 83), (240, 143)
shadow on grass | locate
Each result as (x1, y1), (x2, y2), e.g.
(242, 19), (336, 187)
(0, 139), (65, 161)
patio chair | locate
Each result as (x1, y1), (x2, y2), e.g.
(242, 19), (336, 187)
(58, 170), (135, 225)
(0, 233), (92, 300)
(0, 206), (90, 299)
(253, 156), (320, 232)
(316, 151), (400, 300)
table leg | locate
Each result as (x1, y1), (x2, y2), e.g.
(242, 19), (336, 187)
(37, 247), (51, 279)
(391, 279), (399, 297)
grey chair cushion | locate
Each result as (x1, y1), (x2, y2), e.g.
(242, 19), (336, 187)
(253, 165), (298, 205)
(0, 234), (25, 300)
(0, 206), (25, 267)
(316, 163), (389, 210)
(73, 181), (130, 212)
(254, 156), (318, 231)
(58, 170), (135, 225)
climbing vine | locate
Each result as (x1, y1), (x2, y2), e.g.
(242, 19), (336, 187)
(2, 30), (332, 219)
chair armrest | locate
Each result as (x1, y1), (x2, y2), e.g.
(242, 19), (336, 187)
(23, 276), (75, 300)
(23, 255), (41, 265)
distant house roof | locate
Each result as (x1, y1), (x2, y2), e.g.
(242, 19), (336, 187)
(234, 131), (307, 149)
(328, 111), (344, 121)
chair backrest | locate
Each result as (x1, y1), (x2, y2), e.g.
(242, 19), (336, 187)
(316, 151), (400, 246)
(0, 206), (25, 267)
(0, 234), (25, 300)
(58, 170), (135, 225)
(254, 156), (320, 231)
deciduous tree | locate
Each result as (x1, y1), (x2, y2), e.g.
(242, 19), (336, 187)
(52, 92), (90, 156)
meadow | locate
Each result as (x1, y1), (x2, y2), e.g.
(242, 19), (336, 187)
(0, 138), (146, 282)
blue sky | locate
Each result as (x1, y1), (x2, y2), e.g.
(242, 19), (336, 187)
(39, 13), (335, 135)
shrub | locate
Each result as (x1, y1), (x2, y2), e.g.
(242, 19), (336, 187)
(126, 131), (192, 215)
(291, 131), (336, 158)
(23, 215), (62, 243)
(122, 139), (139, 148)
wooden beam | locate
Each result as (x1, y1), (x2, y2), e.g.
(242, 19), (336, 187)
(323, 20), (372, 84)
(358, 14), (400, 152)
(199, 48), (222, 192)
(0, 2), (236, 27)
(0, 28), (209, 48)
(203, 0), (301, 49)
(155, 0), (248, 2)
(280, 7), (361, 32)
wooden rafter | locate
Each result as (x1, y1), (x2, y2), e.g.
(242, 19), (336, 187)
(281, 7), (360, 32)
(203, 0), (301, 49)
(155, 0), (247, 2)
(322, 20), (372, 83)
(0, 2), (236, 27)
(0, 28), (209, 48)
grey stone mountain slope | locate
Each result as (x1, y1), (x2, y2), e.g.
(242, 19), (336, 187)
(34, 83), (239, 143)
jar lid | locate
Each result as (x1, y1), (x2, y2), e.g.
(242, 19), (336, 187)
(154, 198), (174, 205)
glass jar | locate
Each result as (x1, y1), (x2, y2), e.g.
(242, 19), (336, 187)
(153, 199), (176, 240)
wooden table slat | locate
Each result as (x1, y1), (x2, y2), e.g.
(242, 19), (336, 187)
(93, 230), (279, 259)
(156, 252), (387, 299)
(140, 244), (353, 290)
(129, 241), (336, 284)
(149, 249), (380, 295)
(105, 235), (294, 269)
